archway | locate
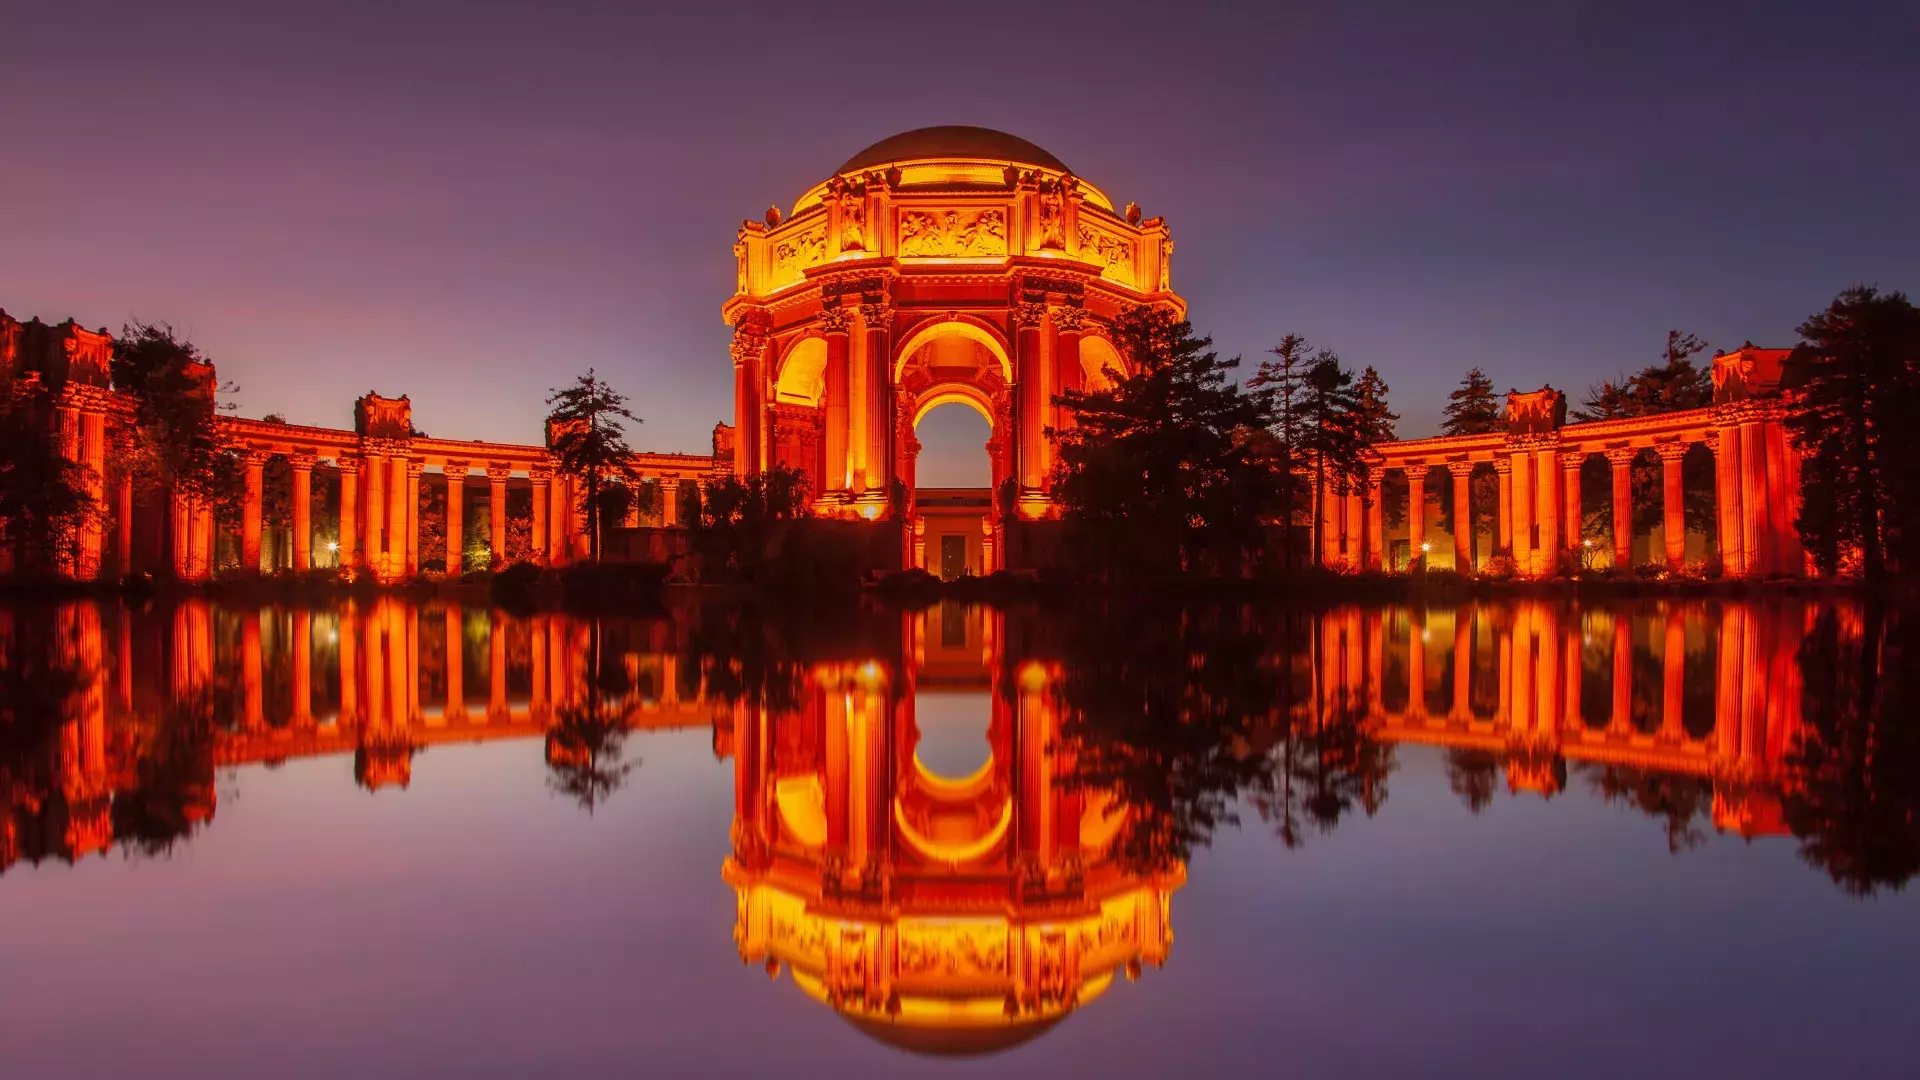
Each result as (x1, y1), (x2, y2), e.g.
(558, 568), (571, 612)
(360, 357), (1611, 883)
(907, 390), (997, 578)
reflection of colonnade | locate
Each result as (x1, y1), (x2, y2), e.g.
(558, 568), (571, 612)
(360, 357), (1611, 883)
(1, 311), (727, 583)
(1, 602), (728, 877)
(723, 604), (1180, 1054)
(1335, 349), (1803, 578)
(1315, 600), (1808, 833)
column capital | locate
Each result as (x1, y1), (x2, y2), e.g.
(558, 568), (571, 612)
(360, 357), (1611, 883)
(1051, 305), (1086, 334)
(858, 301), (893, 327)
(1654, 440), (1691, 462)
(729, 325), (767, 367)
(1604, 446), (1639, 467)
(1403, 463), (1431, 481)
(288, 449), (319, 470)
(442, 459), (472, 480)
(242, 448), (272, 467)
(1367, 465), (1387, 484)
(405, 458), (426, 480)
(530, 463), (554, 483)
(1492, 457), (1511, 476)
(1013, 301), (1048, 329)
(1445, 459), (1476, 477)
(486, 461), (514, 481)
(1703, 432), (1722, 456)
(818, 306), (855, 335)
(1559, 449), (1586, 471)
(336, 454), (362, 476)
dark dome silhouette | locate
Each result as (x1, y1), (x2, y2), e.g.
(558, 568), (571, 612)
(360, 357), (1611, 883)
(837, 126), (1069, 175)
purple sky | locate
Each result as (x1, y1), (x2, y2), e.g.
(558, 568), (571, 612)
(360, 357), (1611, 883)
(5, 2), (1916, 485)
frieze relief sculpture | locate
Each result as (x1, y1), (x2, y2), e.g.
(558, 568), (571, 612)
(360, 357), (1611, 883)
(897, 209), (1007, 257)
(774, 227), (826, 274)
(1075, 226), (1132, 275)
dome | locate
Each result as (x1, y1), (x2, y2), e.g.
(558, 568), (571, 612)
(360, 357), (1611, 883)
(837, 126), (1070, 175)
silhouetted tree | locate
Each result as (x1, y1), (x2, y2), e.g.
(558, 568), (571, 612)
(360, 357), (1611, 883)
(1445, 748), (1501, 814)
(690, 465), (811, 581)
(1249, 335), (1314, 569)
(1300, 354), (1366, 566)
(1051, 306), (1278, 580)
(1572, 331), (1717, 540)
(1441, 367), (1504, 436)
(1783, 287), (1920, 578)
(546, 369), (641, 563)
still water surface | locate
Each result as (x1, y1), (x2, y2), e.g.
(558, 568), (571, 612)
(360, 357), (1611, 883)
(1, 597), (1916, 1078)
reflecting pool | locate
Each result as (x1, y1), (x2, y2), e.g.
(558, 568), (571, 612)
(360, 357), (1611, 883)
(1, 597), (1916, 1078)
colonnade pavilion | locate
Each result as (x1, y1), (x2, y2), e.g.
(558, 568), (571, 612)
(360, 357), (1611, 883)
(3, 126), (1806, 583)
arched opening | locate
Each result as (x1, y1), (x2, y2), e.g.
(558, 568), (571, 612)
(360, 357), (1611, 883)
(914, 399), (991, 488)
(1078, 335), (1124, 392)
(776, 337), (827, 406)
(913, 690), (994, 781)
(911, 394), (994, 579)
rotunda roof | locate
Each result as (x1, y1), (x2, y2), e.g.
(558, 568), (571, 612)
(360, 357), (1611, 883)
(836, 126), (1069, 174)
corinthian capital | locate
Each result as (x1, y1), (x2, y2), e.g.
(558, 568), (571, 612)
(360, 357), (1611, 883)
(818, 306), (855, 335)
(1051, 305), (1086, 333)
(1013, 302), (1048, 329)
(729, 327), (765, 366)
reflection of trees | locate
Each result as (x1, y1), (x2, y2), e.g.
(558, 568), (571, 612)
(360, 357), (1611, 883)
(1044, 608), (1395, 869)
(1446, 749), (1500, 814)
(111, 693), (218, 856)
(545, 624), (638, 813)
(1579, 765), (1713, 853)
(0, 610), (88, 866)
(1783, 606), (1920, 896)
(1048, 606), (1279, 872)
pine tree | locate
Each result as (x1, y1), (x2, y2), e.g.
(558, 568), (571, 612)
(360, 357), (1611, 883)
(545, 369), (641, 563)
(1299, 354), (1365, 567)
(1441, 367), (1504, 436)
(1052, 306), (1278, 580)
(1784, 287), (1920, 578)
(1572, 331), (1717, 541)
(1249, 335), (1314, 569)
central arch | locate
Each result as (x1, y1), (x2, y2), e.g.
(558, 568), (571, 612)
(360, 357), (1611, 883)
(893, 316), (1013, 383)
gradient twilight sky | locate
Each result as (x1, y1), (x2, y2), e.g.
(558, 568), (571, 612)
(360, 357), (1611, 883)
(5, 2), (1917, 483)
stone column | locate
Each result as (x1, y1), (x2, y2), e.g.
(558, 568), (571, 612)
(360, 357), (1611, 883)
(1781, 435), (1806, 575)
(1014, 302), (1047, 499)
(1452, 614), (1472, 719)
(1344, 490), (1364, 566)
(819, 309), (852, 495)
(547, 468), (569, 567)
(1763, 418), (1793, 575)
(662, 478), (680, 527)
(1713, 431), (1742, 576)
(488, 613), (506, 722)
(1405, 465), (1429, 568)
(861, 302), (892, 496)
(1533, 446), (1559, 573)
(1493, 457), (1512, 553)
(1658, 442), (1689, 571)
(113, 476), (133, 579)
(443, 462), (468, 574)
(1739, 420), (1767, 576)
(1560, 451), (1584, 563)
(290, 451), (316, 571)
(364, 450), (387, 576)
(338, 456), (361, 570)
(1605, 448), (1635, 570)
(1509, 449), (1531, 570)
(242, 450), (267, 572)
(1364, 467), (1385, 571)
(78, 407), (106, 579)
(404, 459), (422, 575)
(1447, 461), (1474, 572)
(486, 464), (510, 565)
(1407, 606), (1427, 715)
(242, 609), (263, 730)
(1053, 307), (1082, 429)
(530, 467), (550, 566)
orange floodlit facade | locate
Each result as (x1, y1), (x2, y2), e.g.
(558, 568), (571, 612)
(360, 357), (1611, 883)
(1, 309), (727, 583)
(1334, 348), (1803, 579)
(722, 126), (1184, 570)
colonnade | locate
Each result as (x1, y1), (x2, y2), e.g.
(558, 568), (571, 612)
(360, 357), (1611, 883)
(1334, 366), (1805, 578)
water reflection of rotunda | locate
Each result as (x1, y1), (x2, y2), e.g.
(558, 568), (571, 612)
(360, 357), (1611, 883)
(722, 603), (1182, 1055)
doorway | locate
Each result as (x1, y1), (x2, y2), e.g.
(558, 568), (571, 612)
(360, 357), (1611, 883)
(940, 534), (967, 580)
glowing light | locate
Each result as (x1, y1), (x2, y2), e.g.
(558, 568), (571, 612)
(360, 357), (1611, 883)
(1419, 542), (1431, 552)
(1583, 539), (1594, 548)
(858, 503), (881, 520)
(327, 542), (339, 552)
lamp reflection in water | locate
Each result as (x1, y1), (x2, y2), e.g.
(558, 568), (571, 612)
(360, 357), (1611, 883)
(721, 603), (1182, 1056)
